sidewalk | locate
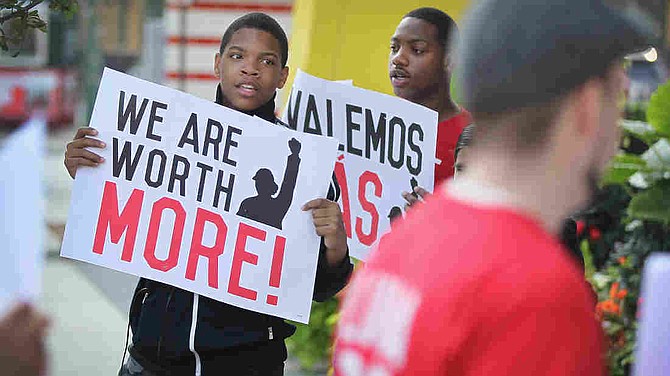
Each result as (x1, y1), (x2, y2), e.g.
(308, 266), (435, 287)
(39, 257), (128, 376)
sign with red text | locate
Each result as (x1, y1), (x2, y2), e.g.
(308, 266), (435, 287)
(282, 71), (438, 261)
(61, 68), (338, 323)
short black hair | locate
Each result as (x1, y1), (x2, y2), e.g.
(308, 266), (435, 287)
(454, 123), (475, 161)
(219, 13), (289, 67)
(403, 7), (458, 51)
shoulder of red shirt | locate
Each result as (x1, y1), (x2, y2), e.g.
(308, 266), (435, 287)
(438, 108), (472, 128)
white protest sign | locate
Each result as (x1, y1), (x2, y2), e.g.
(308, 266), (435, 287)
(633, 253), (670, 376)
(282, 70), (438, 261)
(61, 68), (338, 323)
(0, 116), (45, 315)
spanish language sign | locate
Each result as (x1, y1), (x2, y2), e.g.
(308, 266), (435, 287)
(282, 70), (438, 260)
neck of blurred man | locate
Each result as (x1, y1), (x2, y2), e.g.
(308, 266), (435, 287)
(446, 118), (592, 236)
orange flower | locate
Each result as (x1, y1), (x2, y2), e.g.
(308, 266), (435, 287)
(617, 289), (628, 300)
(618, 256), (627, 265)
(595, 302), (607, 320)
(597, 299), (622, 316)
(609, 282), (620, 299)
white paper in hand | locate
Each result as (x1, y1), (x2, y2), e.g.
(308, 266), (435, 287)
(634, 253), (670, 376)
(0, 116), (45, 315)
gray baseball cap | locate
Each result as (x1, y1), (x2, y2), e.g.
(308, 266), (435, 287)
(456, 0), (656, 114)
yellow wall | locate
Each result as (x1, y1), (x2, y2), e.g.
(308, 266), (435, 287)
(285, 0), (471, 101)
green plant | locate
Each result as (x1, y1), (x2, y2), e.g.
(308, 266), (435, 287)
(593, 79), (670, 375)
(286, 296), (340, 372)
(0, 0), (78, 54)
(608, 81), (670, 224)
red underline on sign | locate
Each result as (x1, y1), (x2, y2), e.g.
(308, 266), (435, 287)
(166, 72), (219, 81)
(168, 36), (221, 46)
(167, 2), (292, 13)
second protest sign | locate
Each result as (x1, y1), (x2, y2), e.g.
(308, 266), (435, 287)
(283, 70), (439, 261)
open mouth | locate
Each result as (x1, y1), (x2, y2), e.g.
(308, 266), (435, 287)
(235, 83), (258, 97)
(390, 70), (410, 86)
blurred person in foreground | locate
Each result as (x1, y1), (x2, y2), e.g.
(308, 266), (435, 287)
(333, 0), (652, 374)
(454, 124), (584, 268)
(0, 302), (49, 376)
(451, 123), (475, 180)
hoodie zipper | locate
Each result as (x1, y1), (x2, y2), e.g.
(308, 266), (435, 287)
(189, 294), (202, 376)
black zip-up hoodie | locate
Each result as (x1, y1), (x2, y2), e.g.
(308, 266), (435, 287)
(126, 86), (353, 375)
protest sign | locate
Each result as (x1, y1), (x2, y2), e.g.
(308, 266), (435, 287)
(61, 68), (339, 323)
(0, 116), (45, 315)
(282, 70), (438, 260)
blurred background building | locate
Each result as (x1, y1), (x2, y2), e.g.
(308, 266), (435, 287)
(1, 0), (668, 128)
(0, 1), (668, 375)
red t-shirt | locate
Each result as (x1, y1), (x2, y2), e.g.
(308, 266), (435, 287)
(333, 189), (604, 376)
(434, 110), (472, 184)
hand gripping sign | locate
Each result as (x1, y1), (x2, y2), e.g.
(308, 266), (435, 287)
(282, 70), (438, 261)
(61, 68), (338, 323)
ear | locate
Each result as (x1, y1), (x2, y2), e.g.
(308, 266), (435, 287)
(277, 65), (290, 89)
(214, 53), (221, 77)
(443, 52), (453, 77)
(571, 79), (604, 139)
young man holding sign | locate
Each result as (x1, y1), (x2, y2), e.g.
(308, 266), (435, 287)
(389, 8), (472, 205)
(64, 13), (352, 376)
(335, 0), (650, 374)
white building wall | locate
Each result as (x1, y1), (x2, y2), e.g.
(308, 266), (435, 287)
(164, 0), (294, 102)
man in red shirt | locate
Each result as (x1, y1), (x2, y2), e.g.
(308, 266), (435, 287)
(388, 7), (472, 188)
(334, 0), (652, 374)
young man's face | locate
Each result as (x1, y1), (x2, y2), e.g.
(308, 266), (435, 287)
(214, 28), (289, 112)
(389, 17), (446, 103)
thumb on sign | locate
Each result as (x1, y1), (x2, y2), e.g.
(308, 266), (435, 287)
(302, 198), (348, 266)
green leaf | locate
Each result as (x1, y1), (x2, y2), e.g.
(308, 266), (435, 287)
(626, 139), (670, 188)
(49, 0), (78, 17)
(581, 239), (595, 280)
(628, 183), (670, 224)
(325, 312), (340, 326)
(642, 139), (670, 171)
(0, 1), (19, 8)
(629, 171), (650, 189)
(647, 80), (670, 137)
(603, 153), (647, 185)
(624, 102), (648, 122)
(620, 120), (659, 145)
(26, 14), (46, 32)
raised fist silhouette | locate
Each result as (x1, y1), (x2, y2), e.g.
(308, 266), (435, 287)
(289, 138), (301, 155)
